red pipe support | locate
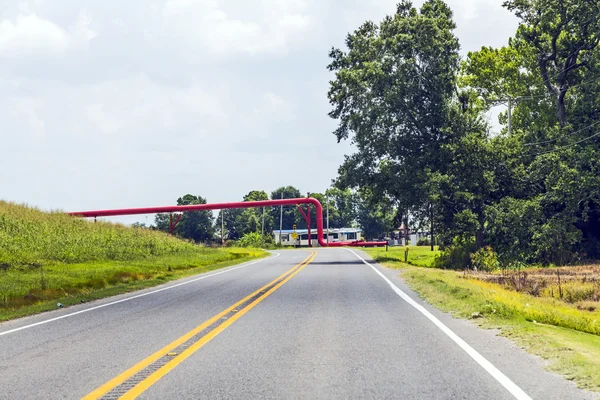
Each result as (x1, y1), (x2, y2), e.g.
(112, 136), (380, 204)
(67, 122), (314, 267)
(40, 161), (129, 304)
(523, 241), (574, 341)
(69, 198), (387, 248)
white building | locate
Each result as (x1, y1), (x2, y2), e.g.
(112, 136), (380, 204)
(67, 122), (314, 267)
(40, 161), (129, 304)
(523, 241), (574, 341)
(273, 228), (362, 247)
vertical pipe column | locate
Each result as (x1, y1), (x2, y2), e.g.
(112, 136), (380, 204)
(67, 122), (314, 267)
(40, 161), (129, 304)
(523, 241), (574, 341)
(307, 205), (312, 248)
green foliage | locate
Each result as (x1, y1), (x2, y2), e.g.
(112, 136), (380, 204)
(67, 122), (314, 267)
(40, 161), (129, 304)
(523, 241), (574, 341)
(236, 232), (267, 248)
(174, 194), (214, 243)
(324, 188), (357, 228)
(215, 208), (243, 241)
(433, 240), (476, 270)
(328, 0), (461, 213)
(153, 194), (214, 243)
(355, 190), (396, 239)
(328, 0), (600, 269)
(504, 0), (600, 126)
(0, 201), (267, 316)
(235, 190), (274, 236)
(364, 246), (440, 268)
(470, 246), (500, 272)
(269, 186), (302, 230)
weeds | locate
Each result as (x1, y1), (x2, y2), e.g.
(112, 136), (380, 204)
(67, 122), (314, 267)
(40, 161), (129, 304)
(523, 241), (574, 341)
(468, 265), (600, 307)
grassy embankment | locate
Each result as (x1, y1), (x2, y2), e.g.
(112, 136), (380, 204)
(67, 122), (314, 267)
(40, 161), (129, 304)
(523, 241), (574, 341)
(0, 201), (267, 322)
(363, 246), (600, 392)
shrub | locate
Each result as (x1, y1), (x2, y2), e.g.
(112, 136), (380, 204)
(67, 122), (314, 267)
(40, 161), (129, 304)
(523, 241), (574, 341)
(470, 246), (500, 272)
(237, 232), (264, 248)
(434, 240), (476, 270)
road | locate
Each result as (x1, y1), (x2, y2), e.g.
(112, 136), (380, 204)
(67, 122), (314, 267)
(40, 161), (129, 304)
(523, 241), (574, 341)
(0, 248), (595, 399)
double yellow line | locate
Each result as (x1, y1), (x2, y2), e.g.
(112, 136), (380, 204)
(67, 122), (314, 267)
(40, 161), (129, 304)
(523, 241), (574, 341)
(84, 251), (317, 400)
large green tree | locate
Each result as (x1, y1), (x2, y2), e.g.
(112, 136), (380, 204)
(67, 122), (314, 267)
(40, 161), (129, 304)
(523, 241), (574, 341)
(174, 194), (214, 243)
(328, 0), (462, 220)
(504, 0), (600, 126)
(459, 0), (600, 265)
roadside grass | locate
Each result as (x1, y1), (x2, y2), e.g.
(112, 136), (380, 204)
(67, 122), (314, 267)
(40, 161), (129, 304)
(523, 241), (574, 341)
(363, 248), (600, 392)
(0, 249), (266, 322)
(0, 201), (267, 321)
(365, 245), (440, 267)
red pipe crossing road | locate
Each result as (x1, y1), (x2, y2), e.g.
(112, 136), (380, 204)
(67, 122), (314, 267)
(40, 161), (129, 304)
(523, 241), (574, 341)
(69, 198), (387, 248)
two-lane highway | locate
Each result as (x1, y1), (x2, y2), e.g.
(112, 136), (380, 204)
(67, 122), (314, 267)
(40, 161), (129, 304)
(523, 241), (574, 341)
(0, 249), (594, 399)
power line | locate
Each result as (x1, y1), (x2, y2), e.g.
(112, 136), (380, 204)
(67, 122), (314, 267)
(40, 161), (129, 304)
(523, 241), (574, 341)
(531, 125), (600, 156)
(524, 119), (600, 147)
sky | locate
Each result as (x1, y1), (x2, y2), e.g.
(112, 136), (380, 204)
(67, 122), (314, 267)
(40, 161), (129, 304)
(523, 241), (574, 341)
(0, 0), (518, 225)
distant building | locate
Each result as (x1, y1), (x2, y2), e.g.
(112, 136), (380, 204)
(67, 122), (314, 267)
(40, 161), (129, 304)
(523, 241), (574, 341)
(273, 228), (362, 247)
(389, 225), (430, 246)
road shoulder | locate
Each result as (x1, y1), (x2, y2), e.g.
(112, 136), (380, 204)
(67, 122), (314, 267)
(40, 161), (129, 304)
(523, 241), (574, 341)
(354, 249), (599, 400)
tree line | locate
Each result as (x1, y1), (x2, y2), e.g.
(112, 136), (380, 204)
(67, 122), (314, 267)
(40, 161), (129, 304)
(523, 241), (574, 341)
(140, 186), (398, 244)
(327, 0), (600, 268)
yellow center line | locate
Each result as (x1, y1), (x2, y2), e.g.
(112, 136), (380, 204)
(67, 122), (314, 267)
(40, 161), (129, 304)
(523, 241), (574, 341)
(83, 251), (316, 400)
(121, 251), (317, 399)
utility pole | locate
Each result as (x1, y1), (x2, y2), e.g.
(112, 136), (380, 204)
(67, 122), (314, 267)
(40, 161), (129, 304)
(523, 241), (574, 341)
(279, 192), (283, 246)
(221, 210), (224, 247)
(495, 96), (530, 135)
(326, 195), (330, 245)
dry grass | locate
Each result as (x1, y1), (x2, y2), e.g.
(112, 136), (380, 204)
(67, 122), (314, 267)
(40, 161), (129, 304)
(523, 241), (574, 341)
(467, 265), (600, 312)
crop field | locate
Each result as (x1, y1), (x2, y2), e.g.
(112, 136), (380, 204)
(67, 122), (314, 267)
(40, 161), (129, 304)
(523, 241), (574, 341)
(0, 201), (266, 320)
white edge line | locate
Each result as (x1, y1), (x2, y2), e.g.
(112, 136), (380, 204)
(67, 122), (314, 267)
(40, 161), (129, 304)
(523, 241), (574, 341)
(0, 252), (280, 337)
(345, 248), (532, 400)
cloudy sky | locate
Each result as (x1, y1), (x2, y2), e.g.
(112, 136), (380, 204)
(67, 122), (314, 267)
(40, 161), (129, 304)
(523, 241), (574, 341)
(0, 0), (518, 224)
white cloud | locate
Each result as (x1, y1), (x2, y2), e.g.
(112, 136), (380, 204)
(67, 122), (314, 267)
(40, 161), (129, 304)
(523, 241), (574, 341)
(0, 14), (69, 57)
(0, 11), (97, 58)
(161, 0), (311, 57)
(0, 0), (519, 219)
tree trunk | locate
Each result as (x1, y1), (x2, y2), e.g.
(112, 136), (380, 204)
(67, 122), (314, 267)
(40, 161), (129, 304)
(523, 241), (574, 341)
(476, 227), (484, 250)
(475, 206), (485, 249)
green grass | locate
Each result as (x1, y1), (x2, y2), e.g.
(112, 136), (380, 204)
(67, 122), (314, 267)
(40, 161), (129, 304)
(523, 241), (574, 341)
(366, 245), (440, 267)
(0, 201), (267, 321)
(363, 248), (600, 392)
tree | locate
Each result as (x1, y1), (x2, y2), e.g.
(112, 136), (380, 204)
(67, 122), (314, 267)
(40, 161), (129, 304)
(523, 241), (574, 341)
(459, 0), (600, 265)
(294, 192), (323, 230)
(237, 190), (274, 236)
(215, 209), (243, 241)
(153, 213), (171, 233)
(328, 0), (461, 218)
(355, 190), (396, 239)
(269, 186), (302, 231)
(503, 0), (600, 126)
(324, 188), (357, 228)
(174, 194), (214, 243)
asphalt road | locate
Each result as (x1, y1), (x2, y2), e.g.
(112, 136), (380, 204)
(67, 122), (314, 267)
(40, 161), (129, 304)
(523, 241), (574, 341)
(0, 249), (596, 400)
